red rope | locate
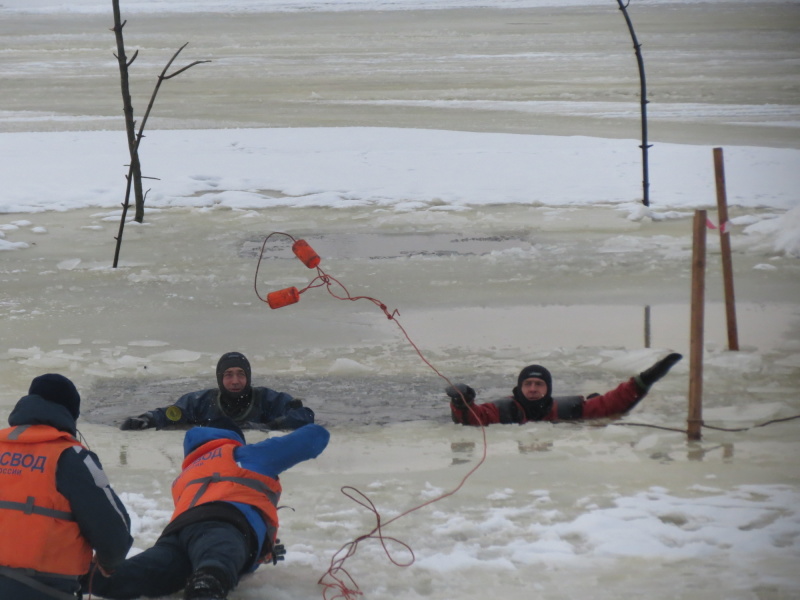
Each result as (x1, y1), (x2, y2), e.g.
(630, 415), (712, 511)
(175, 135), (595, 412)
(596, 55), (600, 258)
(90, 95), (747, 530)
(253, 231), (299, 303)
(253, 232), (489, 600)
(84, 561), (99, 599)
(318, 427), (487, 600)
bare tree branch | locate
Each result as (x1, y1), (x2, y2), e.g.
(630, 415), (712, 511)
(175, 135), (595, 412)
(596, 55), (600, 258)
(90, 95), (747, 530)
(616, 0), (652, 206)
(110, 2), (209, 268)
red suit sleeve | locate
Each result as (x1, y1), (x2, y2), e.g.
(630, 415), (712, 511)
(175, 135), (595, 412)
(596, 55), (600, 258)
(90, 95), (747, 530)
(450, 402), (502, 426)
(581, 378), (645, 419)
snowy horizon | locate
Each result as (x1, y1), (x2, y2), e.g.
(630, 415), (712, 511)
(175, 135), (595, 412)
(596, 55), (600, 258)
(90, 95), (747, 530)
(4, 0), (794, 16)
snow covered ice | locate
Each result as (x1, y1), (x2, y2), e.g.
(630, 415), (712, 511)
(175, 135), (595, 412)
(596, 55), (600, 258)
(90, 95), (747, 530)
(1, 1), (799, 599)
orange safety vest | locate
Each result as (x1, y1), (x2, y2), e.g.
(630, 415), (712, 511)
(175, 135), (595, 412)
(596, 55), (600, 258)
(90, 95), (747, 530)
(0, 424), (94, 577)
(169, 438), (282, 529)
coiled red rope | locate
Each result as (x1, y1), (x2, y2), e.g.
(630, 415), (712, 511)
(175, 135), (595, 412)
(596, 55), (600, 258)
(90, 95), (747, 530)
(254, 232), (489, 599)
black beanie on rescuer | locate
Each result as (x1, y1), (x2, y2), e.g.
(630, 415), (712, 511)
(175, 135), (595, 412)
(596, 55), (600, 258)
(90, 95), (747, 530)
(216, 352), (252, 391)
(516, 365), (553, 397)
(28, 373), (81, 420)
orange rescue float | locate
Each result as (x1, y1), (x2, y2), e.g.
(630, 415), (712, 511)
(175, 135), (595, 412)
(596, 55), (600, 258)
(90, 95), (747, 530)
(267, 286), (300, 309)
(292, 239), (321, 269)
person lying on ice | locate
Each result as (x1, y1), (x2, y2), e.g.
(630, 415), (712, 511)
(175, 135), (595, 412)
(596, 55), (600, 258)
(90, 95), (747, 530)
(120, 351), (314, 431)
(86, 418), (330, 600)
(0, 374), (132, 600)
(446, 353), (682, 425)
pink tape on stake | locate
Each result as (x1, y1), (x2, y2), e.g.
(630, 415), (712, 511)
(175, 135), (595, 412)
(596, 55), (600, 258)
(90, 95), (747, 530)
(706, 217), (718, 230)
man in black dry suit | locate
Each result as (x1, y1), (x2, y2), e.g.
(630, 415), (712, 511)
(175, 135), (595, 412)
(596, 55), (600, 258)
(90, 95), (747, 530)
(120, 352), (314, 432)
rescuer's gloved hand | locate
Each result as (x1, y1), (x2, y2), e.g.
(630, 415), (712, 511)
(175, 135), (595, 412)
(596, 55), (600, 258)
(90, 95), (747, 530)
(634, 353), (683, 391)
(120, 413), (155, 431)
(287, 398), (304, 410)
(445, 383), (476, 408)
(271, 539), (286, 565)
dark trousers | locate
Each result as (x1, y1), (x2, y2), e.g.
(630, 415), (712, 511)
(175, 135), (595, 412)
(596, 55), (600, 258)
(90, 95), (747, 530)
(0, 573), (80, 600)
(84, 521), (249, 600)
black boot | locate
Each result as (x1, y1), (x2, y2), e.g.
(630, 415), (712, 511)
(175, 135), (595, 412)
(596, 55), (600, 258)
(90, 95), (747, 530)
(184, 567), (230, 600)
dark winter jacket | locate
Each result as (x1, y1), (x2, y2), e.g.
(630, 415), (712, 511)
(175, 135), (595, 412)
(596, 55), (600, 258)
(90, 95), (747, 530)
(163, 423), (329, 572)
(147, 386), (315, 430)
(0, 395), (132, 599)
(451, 378), (645, 426)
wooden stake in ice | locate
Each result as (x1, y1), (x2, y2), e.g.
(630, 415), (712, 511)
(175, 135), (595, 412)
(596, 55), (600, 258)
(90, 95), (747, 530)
(713, 147), (740, 351)
(688, 210), (706, 441)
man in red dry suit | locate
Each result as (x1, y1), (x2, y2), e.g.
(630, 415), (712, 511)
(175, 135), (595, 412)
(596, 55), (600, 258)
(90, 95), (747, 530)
(447, 353), (682, 425)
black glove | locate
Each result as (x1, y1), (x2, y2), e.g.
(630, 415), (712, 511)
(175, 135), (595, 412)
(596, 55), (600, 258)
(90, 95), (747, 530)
(445, 383), (476, 408)
(635, 353), (683, 391)
(120, 414), (155, 431)
(287, 398), (304, 410)
(271, 538), (286, 565)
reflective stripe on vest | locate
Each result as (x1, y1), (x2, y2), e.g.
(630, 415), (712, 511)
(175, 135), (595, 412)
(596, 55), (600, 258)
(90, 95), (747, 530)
(170, 441), (281, 528)
(0, 496), (73, 520)
(182, 472), (280, 510)
(0, 424), (94, 576)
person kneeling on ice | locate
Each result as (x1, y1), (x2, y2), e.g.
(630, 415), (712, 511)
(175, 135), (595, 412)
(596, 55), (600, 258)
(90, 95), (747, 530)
(0, 374), (132, 600)
(447, 353), (682, 425)
(86, 418), (330, 600)
(120, 351), (314, 432)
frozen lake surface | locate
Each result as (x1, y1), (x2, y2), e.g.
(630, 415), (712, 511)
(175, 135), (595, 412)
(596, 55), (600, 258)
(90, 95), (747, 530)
(1, 2), (799, 599)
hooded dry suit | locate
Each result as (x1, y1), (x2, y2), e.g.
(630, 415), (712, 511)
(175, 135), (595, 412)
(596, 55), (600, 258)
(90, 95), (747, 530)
(451, 378), (646, 425)
(146, 386), (314, 430)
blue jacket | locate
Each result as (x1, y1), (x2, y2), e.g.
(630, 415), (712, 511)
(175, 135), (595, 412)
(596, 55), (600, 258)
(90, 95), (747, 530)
(180, 423), (329, 571)
(1, 395), (132, 598)
(147, 386), (315, 430)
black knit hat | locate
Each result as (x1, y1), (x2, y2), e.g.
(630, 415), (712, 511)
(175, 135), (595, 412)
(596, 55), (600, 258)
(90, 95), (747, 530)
(517, 365), (553, 397)
(29, 373), (81, 420)
(216, 352), (251, 391)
